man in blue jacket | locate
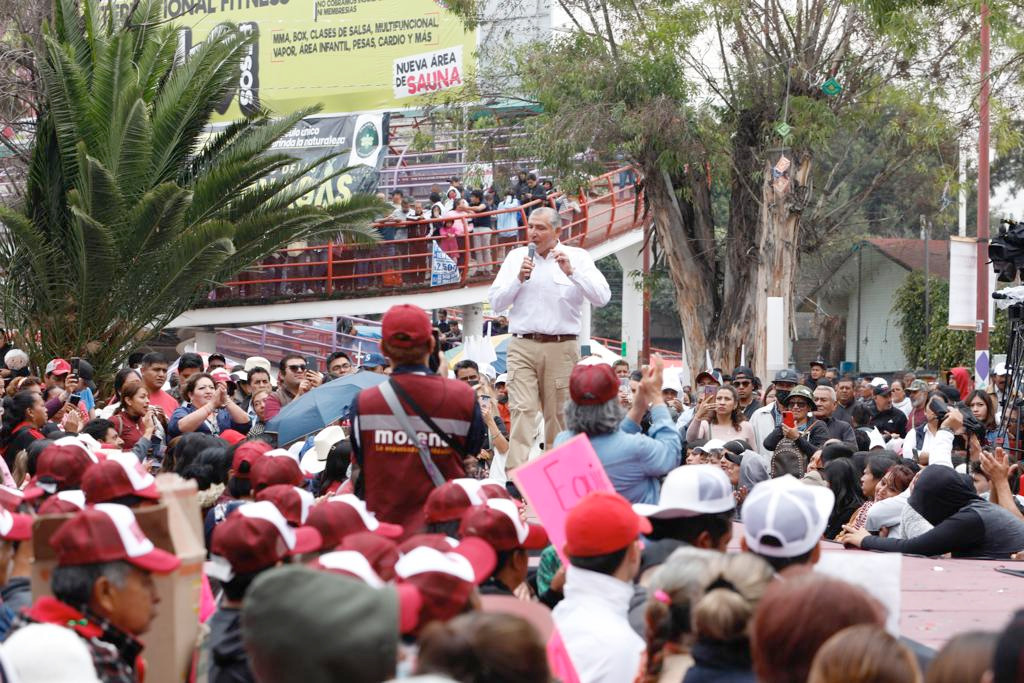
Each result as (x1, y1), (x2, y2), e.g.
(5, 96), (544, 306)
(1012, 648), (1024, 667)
(554, 356), (681, 504)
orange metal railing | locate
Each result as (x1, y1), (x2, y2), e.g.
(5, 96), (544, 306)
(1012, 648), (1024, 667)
(205, 166), (642, 304)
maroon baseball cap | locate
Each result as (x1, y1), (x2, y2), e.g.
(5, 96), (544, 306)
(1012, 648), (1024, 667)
(564, 491), (651, 557)
(207, 501), (322, 580)
(220, 429), (246, 446)
(230, 441), (272, 480)
(25, 444), (100, 499)
(306, 494), (404, 549)
(82, 455), (161, 504)
(570, 364), (619, 405)
(338, 531), (400, 581)
(381, 304), (432, 349)
(459, 499), (548, 551)
(255, 485), (314, 526)
(50, 504), (181, 573)
(395, 536), (497, 626)
(423, 479), (485, 523)
(479, 482), (514, 502)
(250, 450), (304, 492)
(37, 490), (86, 515)
(398, 533), (459, 554)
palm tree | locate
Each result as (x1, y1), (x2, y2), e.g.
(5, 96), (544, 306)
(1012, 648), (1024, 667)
(0, 0), (384, 381)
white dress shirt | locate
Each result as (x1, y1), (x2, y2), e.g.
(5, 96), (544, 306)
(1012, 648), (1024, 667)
(552, 566), (645, 683)
(488, 243), (611, 336)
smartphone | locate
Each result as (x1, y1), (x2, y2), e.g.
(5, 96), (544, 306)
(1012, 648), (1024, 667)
(304, 355), (318, 373)
(68, 394), (81, 406)
(928, 396), (948, 423)
(70, 357), (81, 374)
(619, 378), (630, 390)
(782, 411), (795, 428)
(703, 385), (716, 398)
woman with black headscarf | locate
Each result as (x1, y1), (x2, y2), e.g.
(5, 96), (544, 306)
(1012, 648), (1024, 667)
(842, 465), (1024, 558)
(822, 459), (864, 539)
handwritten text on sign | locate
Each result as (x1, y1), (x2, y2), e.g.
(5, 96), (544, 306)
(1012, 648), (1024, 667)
(512, 434), (614, 563)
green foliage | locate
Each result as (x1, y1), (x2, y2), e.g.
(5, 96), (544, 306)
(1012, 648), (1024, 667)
(893, 271), (1006, 371)
(0, 0), (386, 381)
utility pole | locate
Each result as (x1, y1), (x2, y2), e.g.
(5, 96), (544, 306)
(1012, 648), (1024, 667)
(975, 3), (991, 388)
(921, 216), (930, 340)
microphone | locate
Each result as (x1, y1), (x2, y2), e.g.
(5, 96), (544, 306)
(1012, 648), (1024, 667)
(525, 243), (536, 280)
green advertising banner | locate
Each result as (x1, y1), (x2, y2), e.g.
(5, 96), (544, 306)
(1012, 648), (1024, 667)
(162, 0), (477, 119)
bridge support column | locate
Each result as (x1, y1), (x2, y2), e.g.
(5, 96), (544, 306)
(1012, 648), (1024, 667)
(580, 302), (592, 357)
(194, 330), (218, 355)
(616, 247), (644, 368)
(461, 303), (484, 338)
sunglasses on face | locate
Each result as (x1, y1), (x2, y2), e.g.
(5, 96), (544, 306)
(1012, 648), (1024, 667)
(790, 401), (812, 409)
(734, 380), (752, 387)
(286, 364), (307, 373)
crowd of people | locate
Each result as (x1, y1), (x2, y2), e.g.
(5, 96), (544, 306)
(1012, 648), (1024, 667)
(223, 172), (571, 299)
(0, 216), (1023, 681)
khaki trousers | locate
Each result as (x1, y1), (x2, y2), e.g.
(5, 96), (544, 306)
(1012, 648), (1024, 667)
(505, 336), (579, 470)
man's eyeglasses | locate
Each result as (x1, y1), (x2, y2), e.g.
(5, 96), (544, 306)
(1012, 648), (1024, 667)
(733, 380), (752, 387)
(286, 364), (307, 373)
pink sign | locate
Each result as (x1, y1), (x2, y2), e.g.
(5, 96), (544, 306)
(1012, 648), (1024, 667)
(512, 434), (614, 562)
(547, 627), (581, 683)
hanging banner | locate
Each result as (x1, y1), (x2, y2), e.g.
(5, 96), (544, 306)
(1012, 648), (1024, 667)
(248, 112), (388, 206)
(430, 241), (460, 286)
(160, 0), (477, 119)
(947, 236), (995, 330)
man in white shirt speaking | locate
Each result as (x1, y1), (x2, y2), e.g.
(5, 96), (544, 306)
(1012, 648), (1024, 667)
(489, 207), (611, 475)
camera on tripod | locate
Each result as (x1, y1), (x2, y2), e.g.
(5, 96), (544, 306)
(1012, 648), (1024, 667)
(989, 218), (1024, 282)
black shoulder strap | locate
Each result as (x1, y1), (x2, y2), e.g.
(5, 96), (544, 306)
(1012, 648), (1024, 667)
(387, 379), (469, 459)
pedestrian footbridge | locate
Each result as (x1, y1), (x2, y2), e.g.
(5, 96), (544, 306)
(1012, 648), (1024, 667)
(167, 166), (648, 357)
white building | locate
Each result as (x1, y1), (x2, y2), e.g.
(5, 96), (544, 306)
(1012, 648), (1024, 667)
(800, 239), (950, 374)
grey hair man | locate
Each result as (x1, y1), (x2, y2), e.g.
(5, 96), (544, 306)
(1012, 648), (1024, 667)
(553, 359), (681, 505)
(812, 385), (857, 447)
(489, 206), (612, 485)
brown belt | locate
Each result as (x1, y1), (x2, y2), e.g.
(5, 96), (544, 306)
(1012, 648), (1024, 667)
(514, 333), (578, 343)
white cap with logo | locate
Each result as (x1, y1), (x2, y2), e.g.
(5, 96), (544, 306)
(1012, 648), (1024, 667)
(740, 475), (834, 558)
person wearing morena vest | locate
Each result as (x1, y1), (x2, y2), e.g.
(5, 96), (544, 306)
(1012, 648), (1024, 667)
(351, 304), (485, 535)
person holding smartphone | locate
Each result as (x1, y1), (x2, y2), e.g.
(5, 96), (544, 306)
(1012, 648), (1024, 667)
(685, 384), (757, 445)
(762, 386), (829, 467)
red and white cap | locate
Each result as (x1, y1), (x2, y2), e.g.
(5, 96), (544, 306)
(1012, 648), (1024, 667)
(255, 485), (314, 526)
(423, 479), (485, 523)
(210, 368), (232, 385)
(82, 452), (160, 505)
(50, 504), (181, 573)
(207, 501), (322, 581)
(395, 537), (497, 625)
(36, 490), (86, 515)
(0, 507), (32, 541)
(250, 451), (304, 492)
(44, 359), (71, 377)
(25, 444), (101, 499)
(230, 441), (272, 479)
(306, 494), (403, 549)
(338, 532), (400, 582)
(0, 485), (25, 511)
(314, 550), (386, 587)
(53, 435), (103, 459)
(459, 498), (548, 551)
(396, 536), (495, 585)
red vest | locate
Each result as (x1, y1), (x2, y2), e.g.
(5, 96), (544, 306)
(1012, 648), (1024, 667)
(357, 373), (476, 533)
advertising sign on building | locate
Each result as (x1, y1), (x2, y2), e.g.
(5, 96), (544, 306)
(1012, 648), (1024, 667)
(160, 0), (477, 119)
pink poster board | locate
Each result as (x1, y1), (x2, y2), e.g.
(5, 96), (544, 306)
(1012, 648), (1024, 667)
(512, 433), (614, 563)
(547, 627), (582, 683)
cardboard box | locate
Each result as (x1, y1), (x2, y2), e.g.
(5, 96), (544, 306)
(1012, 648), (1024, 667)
(32, 475), (206, 683)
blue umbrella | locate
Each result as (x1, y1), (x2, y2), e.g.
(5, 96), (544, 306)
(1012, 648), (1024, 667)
(265, 371), (388, 445)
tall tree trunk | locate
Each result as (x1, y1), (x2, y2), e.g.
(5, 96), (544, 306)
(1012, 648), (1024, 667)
(643, 163), (717, 381)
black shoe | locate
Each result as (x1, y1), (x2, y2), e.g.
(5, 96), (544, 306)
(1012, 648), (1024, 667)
(505, 481), (524, 501)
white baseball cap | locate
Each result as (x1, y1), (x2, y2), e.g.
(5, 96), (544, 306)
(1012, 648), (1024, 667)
(3, 622), (101, 682)
(244, 356), (272, 374)
(694, 439), (726, 453)
(740, 475), (834, 558)
(633, 465), (735, 519)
